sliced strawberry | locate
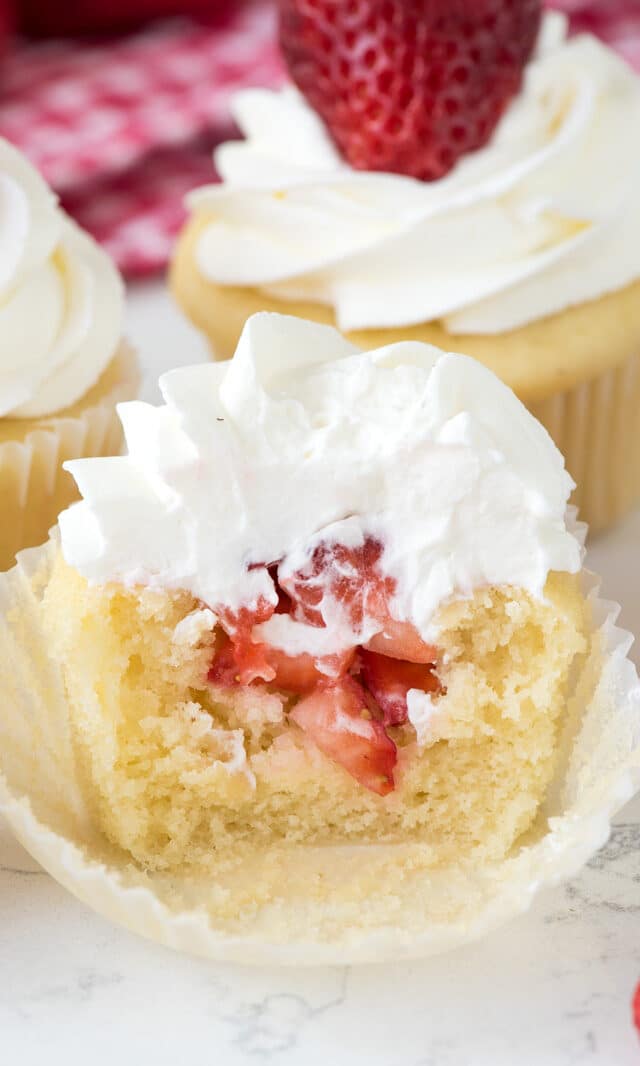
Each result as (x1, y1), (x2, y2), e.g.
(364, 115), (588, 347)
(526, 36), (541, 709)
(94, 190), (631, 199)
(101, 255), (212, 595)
(208, 637), (239, 687)
(210, 603), (356, 694)
(268, 645), (356, 693)
(209, 633), (275, 687)
(210, 638), (355, 693)
(266, 647), (326, 693)
(210, 562), (363, 691)
(214, 591), (277, 685)
(290, 676), (397, 795)
(359, 649), (441, 727)
(281, 535), (396, 634)
(365, 619), (438, 664)
(633, 980), (640, 1039)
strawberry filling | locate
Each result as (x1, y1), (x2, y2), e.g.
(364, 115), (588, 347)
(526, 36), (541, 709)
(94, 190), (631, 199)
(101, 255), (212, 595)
(208, 536), (442, 795)
(359, 649), (440, 728)
(210, 636), (356, 694)
(215, 598), (277, 686)
(365, 619), (438, 664)
(290, 677), (397, 797)
(280, 536), (395, 631)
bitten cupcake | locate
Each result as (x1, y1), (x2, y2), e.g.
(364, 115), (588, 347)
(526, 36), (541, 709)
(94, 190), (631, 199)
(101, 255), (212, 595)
(0, 137), (138, 570)
(172, 5), (640, 532)
(0, 313), (638, 963)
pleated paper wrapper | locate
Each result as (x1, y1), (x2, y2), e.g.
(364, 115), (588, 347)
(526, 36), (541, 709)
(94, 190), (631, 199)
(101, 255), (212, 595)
(0, 525), (639, 966)
(0, 342), (139, 571)
(530, 347), (640, 534)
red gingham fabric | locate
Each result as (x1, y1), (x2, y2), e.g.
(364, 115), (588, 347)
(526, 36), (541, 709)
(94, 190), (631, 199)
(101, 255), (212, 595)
(0, 1), (637, 277)
(0, 1), (285, 275)
(550, 0), (640, 69)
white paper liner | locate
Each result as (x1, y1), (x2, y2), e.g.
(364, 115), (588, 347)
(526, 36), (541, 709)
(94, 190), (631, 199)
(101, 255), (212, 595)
(0, 342), (139, 571)
(0, 524), (639, 966)
(530, 346), (640, 534)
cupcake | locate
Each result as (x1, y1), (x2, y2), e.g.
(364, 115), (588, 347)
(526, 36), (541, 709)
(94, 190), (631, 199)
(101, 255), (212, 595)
(0, 137), (138, 570)
(171, 6), (640, 533)
(0, 312), (638, 963)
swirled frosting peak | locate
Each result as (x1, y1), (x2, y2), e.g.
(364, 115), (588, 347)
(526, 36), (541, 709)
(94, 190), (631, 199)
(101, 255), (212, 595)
(0, 137), (123, 419)
(61, 313), (581, 651)
(188, 13), (640, 334)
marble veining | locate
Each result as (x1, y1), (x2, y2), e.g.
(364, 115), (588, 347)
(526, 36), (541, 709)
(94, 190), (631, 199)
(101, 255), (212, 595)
(2, 767), (639, 1065)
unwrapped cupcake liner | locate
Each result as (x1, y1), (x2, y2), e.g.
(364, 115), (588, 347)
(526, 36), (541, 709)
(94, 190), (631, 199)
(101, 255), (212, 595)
(0, 524), (639, 965)
(530, 347), (640, 534)
(0, 343), (139, 571)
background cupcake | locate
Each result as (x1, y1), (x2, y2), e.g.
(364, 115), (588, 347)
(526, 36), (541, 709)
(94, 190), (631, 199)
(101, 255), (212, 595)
(0, 137), (138, 570)
(172, 5), (640, 533)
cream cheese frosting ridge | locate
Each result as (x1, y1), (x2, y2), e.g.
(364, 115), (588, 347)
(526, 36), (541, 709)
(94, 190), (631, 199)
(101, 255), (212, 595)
(60, 312), (581, 655)
(188, 13), (640, 334)
(0, 137), (124, 419)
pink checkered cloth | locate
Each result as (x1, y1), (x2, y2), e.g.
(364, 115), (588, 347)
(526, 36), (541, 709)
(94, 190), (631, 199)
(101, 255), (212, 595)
(550, 0), (640, 68)
(0, 0), (637, 277)
(0, 1), (285, 276)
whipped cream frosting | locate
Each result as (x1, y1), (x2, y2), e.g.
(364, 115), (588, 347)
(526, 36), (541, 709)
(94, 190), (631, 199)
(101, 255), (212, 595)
(61, 313), (581, 657)
(0, 138), (123, 419)
(189, 13), (640, 334)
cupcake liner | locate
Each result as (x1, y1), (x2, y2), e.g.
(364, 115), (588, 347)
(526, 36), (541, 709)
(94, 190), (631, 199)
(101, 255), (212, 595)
(0, 342), (139, 571)
(529, 348), (640, 535)
(0, 526), (639, 965)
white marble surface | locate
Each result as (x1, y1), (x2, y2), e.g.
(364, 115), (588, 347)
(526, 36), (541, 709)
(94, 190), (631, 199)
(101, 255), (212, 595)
(2, 280), (640, 1065)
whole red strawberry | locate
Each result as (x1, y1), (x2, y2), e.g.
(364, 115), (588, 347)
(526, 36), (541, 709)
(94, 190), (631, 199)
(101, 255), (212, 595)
(279, 0), (542, 181)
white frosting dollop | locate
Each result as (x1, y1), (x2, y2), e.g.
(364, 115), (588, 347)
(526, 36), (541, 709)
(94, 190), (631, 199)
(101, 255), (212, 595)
(60, 313), (581, 652)
(0, 138), (124, 419)
(188, 14), (640, 334)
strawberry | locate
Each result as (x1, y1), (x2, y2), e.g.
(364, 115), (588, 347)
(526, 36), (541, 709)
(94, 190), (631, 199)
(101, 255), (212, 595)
(209, 636), (322, 691)
(265, 647), (328, 693)
(279, 0), (542, 181)
(633, 981), (640, 1039)
(208, 637), (240, 687)
(210, 638), (355, 692)
(209, 632), (276, 686)
(18, 0), (231, 37)
(359, 648), (440, 726)
(280, 535), (395, 633)
(208, 546), (443, 795)
(214, 596), (277, 686)
(365, 619), (438, 664)
(210, 577), (356, 692)
(290, 676), (397, 795)
(267, 645), (356, 692)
